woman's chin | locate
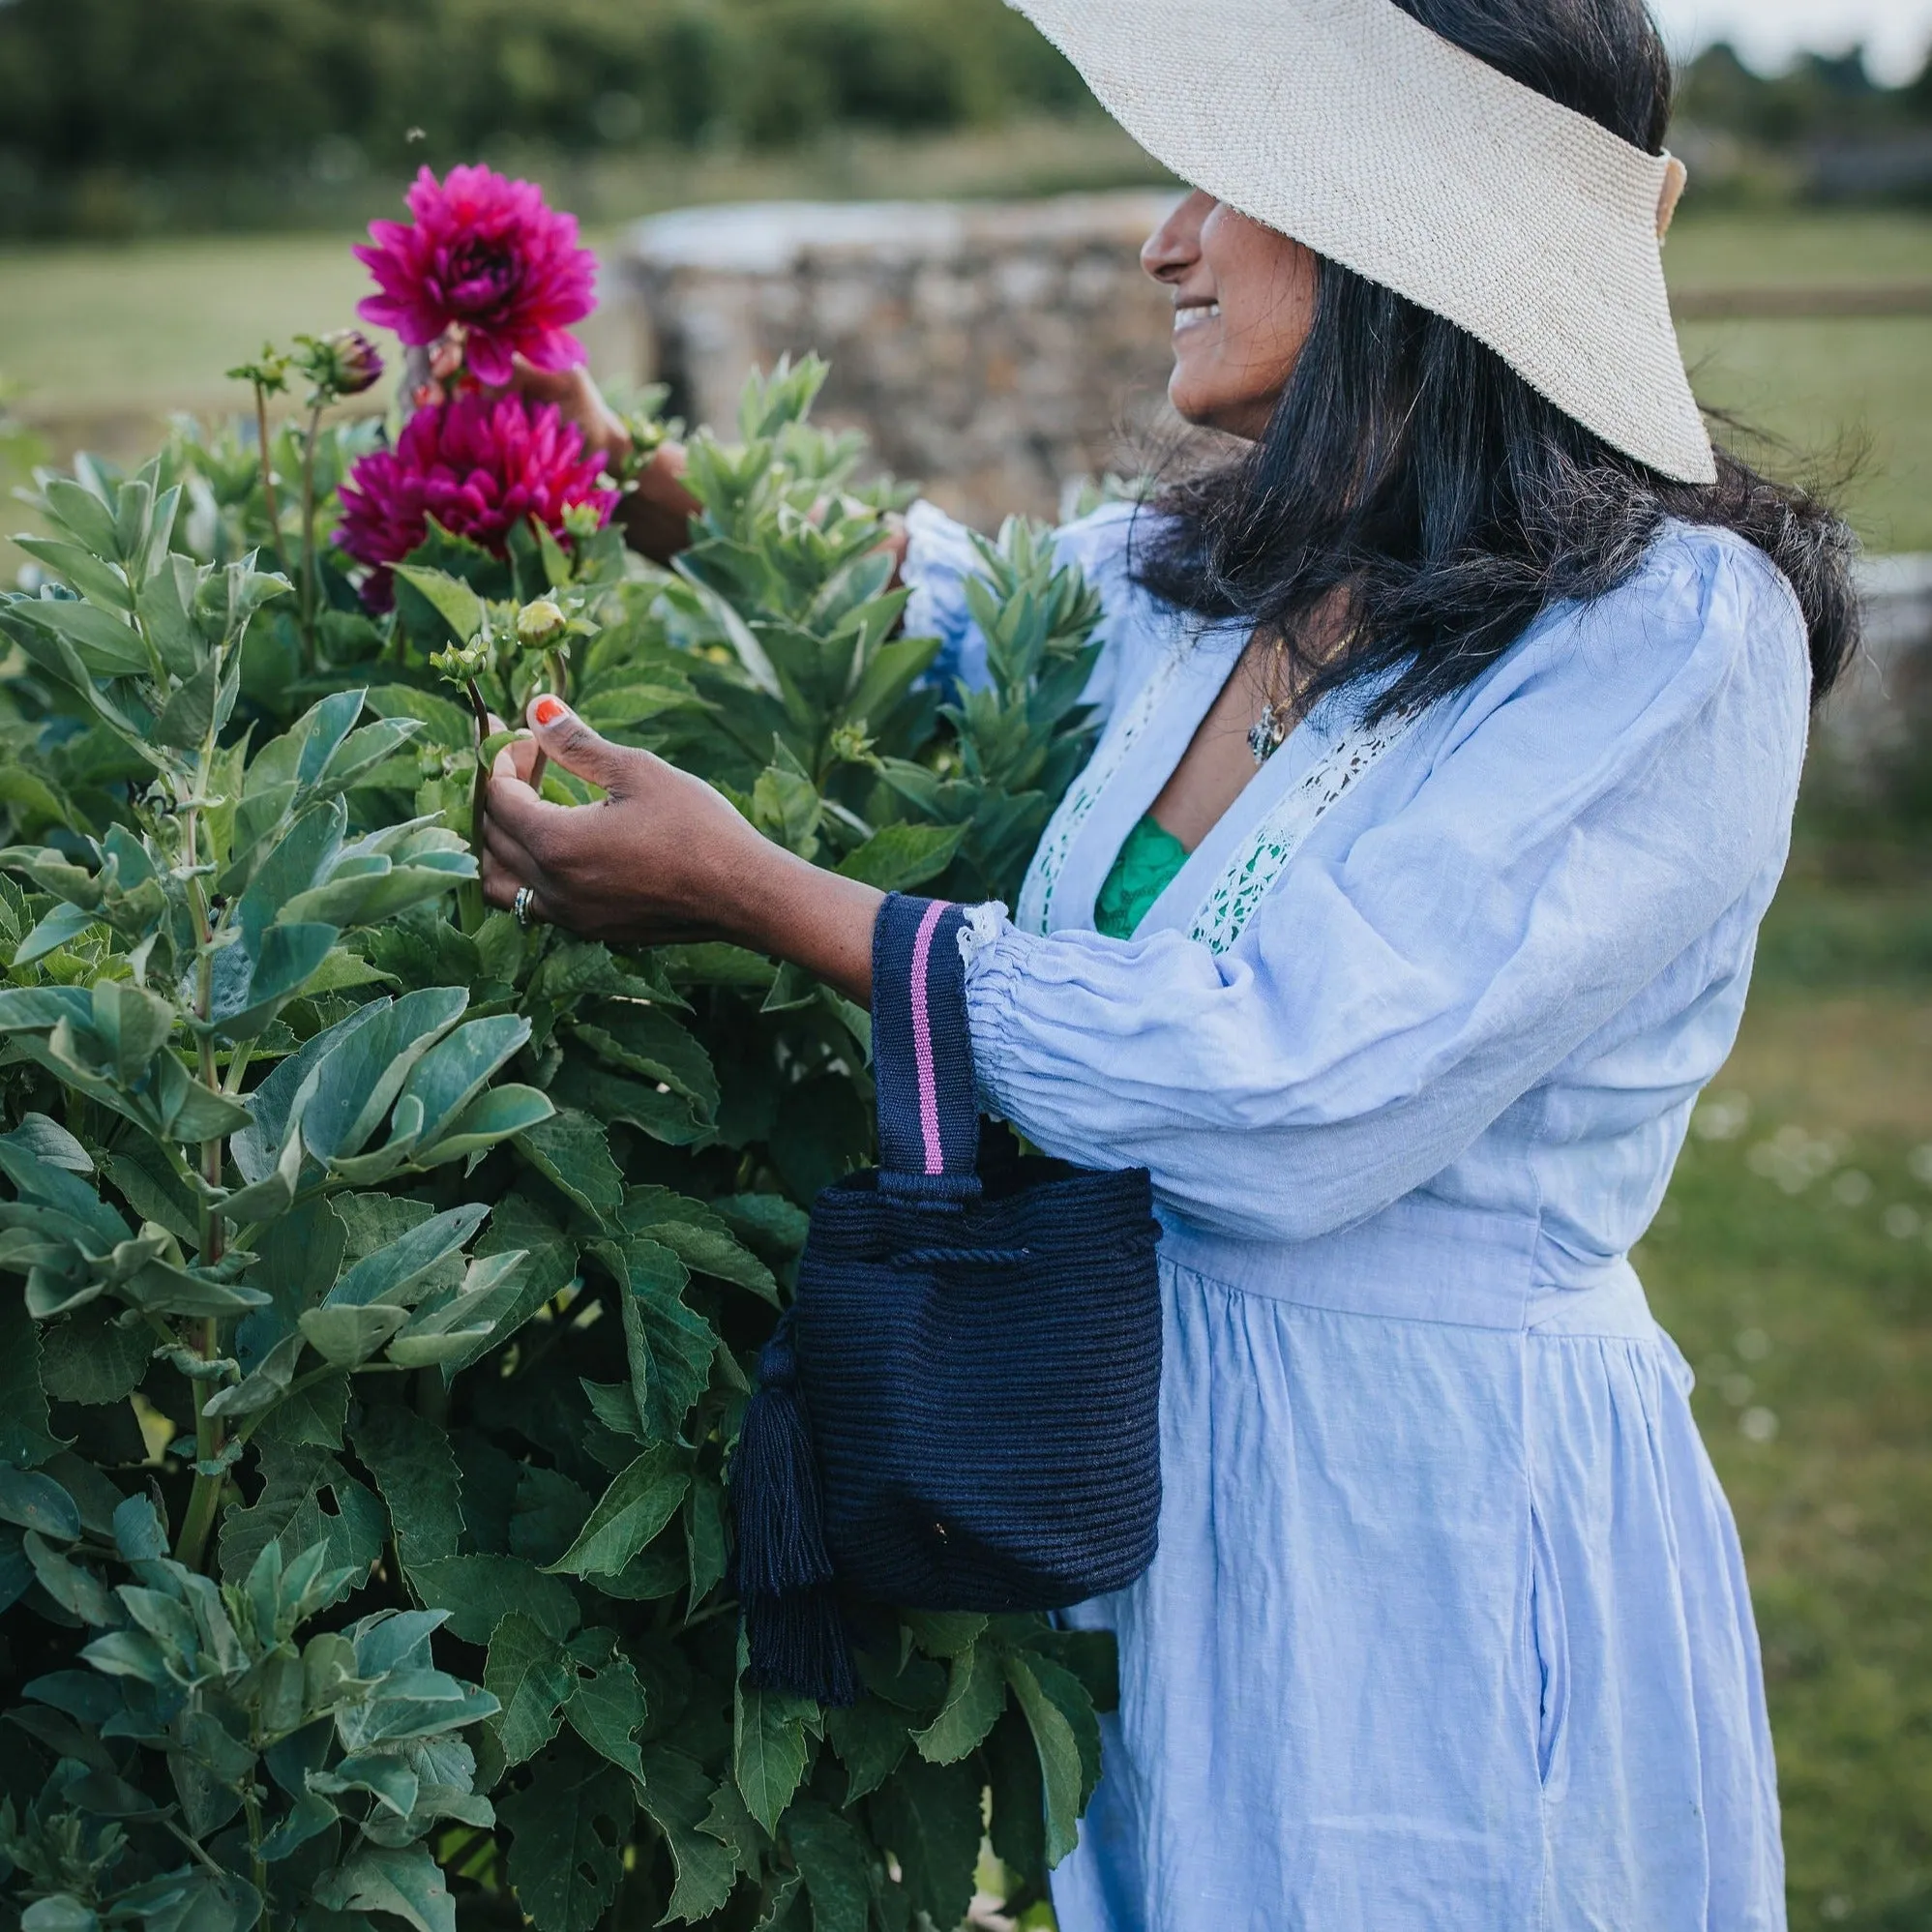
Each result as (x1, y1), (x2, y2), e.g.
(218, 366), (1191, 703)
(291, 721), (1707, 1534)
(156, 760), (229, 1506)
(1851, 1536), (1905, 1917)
(1168, 374), (1267, 441)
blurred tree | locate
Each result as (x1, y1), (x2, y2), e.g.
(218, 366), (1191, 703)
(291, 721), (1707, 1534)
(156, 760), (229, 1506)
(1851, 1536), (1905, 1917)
(0, 0), (1090, 178)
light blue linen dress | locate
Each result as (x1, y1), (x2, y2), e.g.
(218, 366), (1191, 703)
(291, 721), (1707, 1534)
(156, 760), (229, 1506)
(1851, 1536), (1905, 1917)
(902, 499), (1805, 1932)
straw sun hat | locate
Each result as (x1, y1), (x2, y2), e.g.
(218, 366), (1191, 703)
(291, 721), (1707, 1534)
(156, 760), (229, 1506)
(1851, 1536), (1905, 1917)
(1006, 0), (1715, 486)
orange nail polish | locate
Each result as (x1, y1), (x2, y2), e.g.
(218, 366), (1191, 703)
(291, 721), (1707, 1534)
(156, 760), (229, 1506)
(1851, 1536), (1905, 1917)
(532, 697), (567, 727)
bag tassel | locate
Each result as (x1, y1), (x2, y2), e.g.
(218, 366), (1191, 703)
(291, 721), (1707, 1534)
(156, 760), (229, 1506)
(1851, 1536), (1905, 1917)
(731, 1309), (855, 1706)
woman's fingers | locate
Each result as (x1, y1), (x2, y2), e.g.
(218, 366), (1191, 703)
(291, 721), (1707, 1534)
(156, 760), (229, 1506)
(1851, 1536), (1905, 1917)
(522, 697), (633, 793)
(492, 732), (541, 784)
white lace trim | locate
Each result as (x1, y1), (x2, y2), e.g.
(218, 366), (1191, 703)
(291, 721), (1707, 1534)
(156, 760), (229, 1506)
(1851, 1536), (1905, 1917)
(956, 901), (1008, 976)
(1186, 711), (1416, 955)
(1015, 646), (1190, 936)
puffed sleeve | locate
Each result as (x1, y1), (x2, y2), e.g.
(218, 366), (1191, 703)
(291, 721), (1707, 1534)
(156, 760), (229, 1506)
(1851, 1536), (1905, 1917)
(900, 496), (1147, 718)
(960, 530), (1812, 1244)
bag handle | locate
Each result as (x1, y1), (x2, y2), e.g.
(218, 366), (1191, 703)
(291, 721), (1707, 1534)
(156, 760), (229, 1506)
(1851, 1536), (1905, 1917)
(870, 894), (981, 1202)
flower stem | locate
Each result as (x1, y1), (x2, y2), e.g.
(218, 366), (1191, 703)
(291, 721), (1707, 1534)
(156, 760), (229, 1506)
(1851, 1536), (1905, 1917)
(174, 780), (229, 1573)
(298, 398), (326, 667)
(525, 651), (567, 794)
(253, 382), (294, 581)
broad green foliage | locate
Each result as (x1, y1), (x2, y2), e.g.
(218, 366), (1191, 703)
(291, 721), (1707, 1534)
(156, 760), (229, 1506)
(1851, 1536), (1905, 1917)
(0, 354), (1114, 1931)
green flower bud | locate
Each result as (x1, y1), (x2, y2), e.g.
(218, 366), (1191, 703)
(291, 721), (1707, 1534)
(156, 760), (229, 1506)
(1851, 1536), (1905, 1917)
(517, 598), (567, 647)
(430, 639), (490, 683)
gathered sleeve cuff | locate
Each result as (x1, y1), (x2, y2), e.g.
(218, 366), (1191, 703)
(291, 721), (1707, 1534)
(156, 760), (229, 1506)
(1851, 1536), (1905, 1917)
(960, 531), (1810, 1245)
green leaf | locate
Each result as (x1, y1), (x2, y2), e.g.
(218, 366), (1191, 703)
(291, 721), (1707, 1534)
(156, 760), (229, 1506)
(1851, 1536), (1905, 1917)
(621, 1189), (779, 1303)
(40, 1303), (150, 1405)
(17, 596), (151, 678)
(43, 475), (122, 557)
(562, 1636), (647, 1783)
(637, 1745), (742, 1922)
(500, 1738), (636, 1932)
(515, 1108), (624, 1224)
(0, 1466), (81, 1539)
(231, 998), (386, 1184)
(326, 1202), (488, 1308)
(364, 682), (474, 750)
(314, 1844), (456, 1932)
(616, 1244), (717, 1444)
(153, 651), (239, 751)
(545, 1445), (689, 1578)
(299, 986), (470, 1163)
(824, 1698), (910, 1805)
(574, 1001), (719, 1117)
(833, 820), (966, 891)
(392, 566), (486, 646)
(911, 1642), (1006, 1765)
(734, 1680), (814, 1834)
(900, 1610), (987, 1660)
(1025, 1647), (1103, 1802)
(20, 1897), (97, 1932)
(1000, 1650), (1085, 1868)
(984, 1706), (1045, 1882)
(485, 1611), (578, 1767)
(868, 1755), (982, 1929)
(685, 1473), (728, 1608)
(415, 1083), (554, 1165)
(408, 1555), (580, 1648)
(394, 1012), (531, 1145)
(785, 1798), (872, 1932)
(354, 1406), (464, 1568)
(298, 1302), (408, 1367)
(0, 1292), (64, 1470)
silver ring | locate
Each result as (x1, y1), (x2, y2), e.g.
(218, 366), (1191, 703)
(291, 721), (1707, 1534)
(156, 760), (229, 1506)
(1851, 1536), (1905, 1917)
(513, 885), (537, 930)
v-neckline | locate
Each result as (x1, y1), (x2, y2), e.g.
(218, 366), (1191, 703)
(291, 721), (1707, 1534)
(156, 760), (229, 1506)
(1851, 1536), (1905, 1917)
(1043, 623), (1333, 939)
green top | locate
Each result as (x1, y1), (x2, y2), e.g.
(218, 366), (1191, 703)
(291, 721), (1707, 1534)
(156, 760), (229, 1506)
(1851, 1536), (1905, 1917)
(1092, 813), (1191, 940)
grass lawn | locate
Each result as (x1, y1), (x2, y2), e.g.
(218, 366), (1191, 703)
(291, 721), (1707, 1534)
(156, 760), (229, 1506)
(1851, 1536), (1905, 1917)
(1633, 842), (1932, 1932)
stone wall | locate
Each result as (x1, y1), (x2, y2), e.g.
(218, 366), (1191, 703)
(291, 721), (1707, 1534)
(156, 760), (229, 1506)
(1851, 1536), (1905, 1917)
(615, 191), (1187, 529)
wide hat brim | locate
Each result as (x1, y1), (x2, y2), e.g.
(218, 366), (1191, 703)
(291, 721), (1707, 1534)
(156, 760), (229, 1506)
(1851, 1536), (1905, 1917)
(1006, 0), (1717, 486)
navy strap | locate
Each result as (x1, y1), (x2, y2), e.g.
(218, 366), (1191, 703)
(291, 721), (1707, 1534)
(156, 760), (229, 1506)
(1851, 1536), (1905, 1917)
(871, 894), (981, 1202)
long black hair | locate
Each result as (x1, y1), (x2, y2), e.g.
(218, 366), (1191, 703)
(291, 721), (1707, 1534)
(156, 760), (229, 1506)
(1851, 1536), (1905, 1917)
(1135, 0), (1859, 719)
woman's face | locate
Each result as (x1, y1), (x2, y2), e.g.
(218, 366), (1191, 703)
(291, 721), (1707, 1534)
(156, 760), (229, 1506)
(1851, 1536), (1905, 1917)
(1142, 191), (1319, 440)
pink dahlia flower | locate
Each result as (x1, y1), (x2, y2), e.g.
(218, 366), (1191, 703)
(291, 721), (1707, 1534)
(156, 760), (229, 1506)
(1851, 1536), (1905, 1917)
(354, 164), (597, 386)
(335, 393), (617, 609)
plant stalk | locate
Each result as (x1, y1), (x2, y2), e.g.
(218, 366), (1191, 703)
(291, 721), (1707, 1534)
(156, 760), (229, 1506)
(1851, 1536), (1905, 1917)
(524, 649), (568, 794)
(253, 382), (294, 581)
(297, 398), (326, 668)
(174, 784), (230, 1571)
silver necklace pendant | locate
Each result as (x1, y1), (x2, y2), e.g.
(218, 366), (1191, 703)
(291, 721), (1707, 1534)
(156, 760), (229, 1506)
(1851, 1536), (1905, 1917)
(1248, 702), (1288, 766)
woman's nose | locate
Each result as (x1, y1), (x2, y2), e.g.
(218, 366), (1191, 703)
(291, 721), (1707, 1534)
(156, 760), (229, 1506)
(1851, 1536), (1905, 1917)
(1141, 190), (1211, 284)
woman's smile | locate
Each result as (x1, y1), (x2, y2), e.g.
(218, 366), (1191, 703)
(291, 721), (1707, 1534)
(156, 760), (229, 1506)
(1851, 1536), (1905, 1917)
(1173, 298), (1222, 333)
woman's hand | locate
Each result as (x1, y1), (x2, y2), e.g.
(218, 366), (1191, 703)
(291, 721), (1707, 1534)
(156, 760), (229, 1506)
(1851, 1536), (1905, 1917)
(508, 357), (700, 564)
(480, 698), (883, 1002)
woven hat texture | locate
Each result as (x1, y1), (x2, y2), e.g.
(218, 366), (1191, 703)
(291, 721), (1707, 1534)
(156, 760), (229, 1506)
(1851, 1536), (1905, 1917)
(1005, 0), (1717, 485)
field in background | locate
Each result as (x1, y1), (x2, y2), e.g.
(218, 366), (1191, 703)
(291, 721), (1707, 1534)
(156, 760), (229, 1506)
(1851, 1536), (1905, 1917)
(1642, 842), (1932, 1932)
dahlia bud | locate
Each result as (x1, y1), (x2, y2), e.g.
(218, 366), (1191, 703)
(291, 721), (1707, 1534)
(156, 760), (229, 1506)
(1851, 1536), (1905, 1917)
(516, 598), (566, 647)
(561, 500), (606, 542)
(296, 328), (385, 401)
(430, 638), (490, 682)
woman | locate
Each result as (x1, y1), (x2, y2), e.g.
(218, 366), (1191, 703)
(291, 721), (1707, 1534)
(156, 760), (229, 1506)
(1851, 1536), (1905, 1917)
(483, 0), (1858, 1922)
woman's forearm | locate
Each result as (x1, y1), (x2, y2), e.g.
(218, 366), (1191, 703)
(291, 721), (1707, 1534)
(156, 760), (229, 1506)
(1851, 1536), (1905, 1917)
(718, 844), (884, 1006)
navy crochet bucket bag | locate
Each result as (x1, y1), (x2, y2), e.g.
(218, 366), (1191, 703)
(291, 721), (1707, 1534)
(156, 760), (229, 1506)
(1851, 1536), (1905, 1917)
(730, 893), (1164, 1703)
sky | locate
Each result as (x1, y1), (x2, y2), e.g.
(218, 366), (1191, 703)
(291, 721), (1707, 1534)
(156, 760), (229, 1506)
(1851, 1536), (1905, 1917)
(1650, 0), (1932, 83)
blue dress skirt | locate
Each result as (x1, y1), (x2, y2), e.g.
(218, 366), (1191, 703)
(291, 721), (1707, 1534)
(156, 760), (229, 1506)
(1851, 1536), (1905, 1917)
(906, 499), (1804, 1930)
